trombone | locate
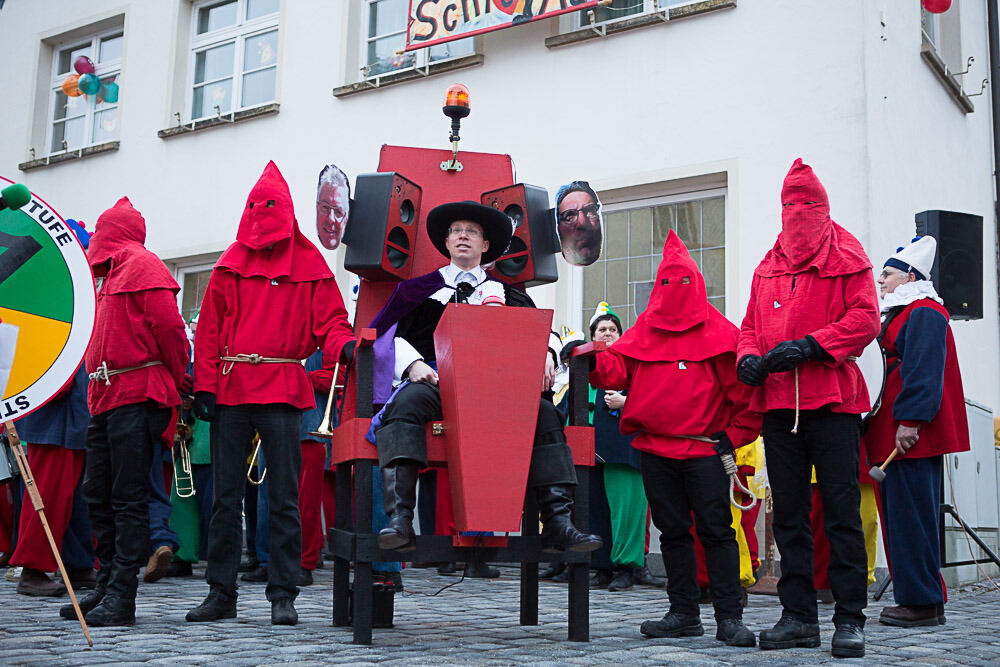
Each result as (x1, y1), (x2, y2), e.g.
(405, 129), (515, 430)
(309, 362), (342, 438)
(173, 421), (196, 498)
(247, 434), (266, 485)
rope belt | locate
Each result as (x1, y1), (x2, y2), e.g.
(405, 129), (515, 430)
(790, 354), (859, 435)
(675, 434), (758, 511)
(220, 353), (305, 376)
(88, 360), (164, 386)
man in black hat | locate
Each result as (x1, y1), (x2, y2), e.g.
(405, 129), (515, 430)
(368, 201), (602, 558)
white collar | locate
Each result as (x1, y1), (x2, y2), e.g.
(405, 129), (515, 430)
(439, 263), (486, 287)
(880, 280), (943, 314)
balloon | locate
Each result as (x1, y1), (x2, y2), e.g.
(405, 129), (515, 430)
(923, 0), (951, 13)
(78, 73), (101, 95)
(73, 55), (96, 75)
(61, 74), (83, 97)
(101, 82), (119, 104)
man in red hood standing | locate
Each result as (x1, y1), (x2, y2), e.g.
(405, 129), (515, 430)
(585, 231), (759, 647)
(737, 159), (880, 658)
(188, 162), (355, 626)
(82, 197), (190, 626)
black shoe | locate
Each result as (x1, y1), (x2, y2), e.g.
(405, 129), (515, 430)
(377, 462), (419, 551)
(536, 485), (602, 553)
(831, 624), (865, 658)
(437, 562), (457, 575)
(640, 611), (704, 638)
(298, 568), (313, 586)
(552, 568), (570, 583)
(589, 569), (612, 589)
(716, 618), (756, 647)
(464, 560), (500, 578)
(607, 566), (634, 592)
(540, 562), (565, 579)
(238, 557), (259, 573)
(758, 616), (821, 650)
(240, 565), (268, 582)
(60, 588), (105, 620)
(375, 571), (404, 592)
(186, 590), (237, 622)
(85, 595), (135, 627)
(633, 566), (665, 588)
(166, 561), (193, 578)
(271, 598), (298, 626)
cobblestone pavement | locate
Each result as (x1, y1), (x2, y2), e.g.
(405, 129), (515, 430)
(2, 562), (999, 665)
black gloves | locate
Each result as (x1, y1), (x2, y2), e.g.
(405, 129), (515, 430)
(340, 340), (357, 364)
(193, 392), (216, 422)
(762, 336), (823, 373)
(711, 431), (735, 458)
(737, 354), (767, 386)
(559, 340), (588, 366)
(180, 373), (194, 397)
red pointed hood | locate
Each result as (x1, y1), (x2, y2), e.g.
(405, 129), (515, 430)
(614, 231), (736, 362)
(236, 161), (295, 249)
(88, 197), (178, 295)
(218, 161), (333, 282)
(756, 159), (872, 278)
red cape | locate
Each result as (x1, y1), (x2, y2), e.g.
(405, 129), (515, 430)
(614, 230), (736, 362)
(216, 161), (332, 282)
(88, 197), (178, 294)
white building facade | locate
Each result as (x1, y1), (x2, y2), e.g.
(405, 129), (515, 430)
(2, 0), (998, 568)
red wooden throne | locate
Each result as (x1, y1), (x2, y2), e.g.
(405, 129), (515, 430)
(325, 145), (601, 645)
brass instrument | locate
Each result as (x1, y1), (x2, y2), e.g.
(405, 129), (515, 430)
(309, 362), (342, 438)
(247, 434), (266, 485)
(172, 421), (195, 498)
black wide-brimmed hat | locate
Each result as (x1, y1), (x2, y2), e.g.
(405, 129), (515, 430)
(426, 201), (513, 266)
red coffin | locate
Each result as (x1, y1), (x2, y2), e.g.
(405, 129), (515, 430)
(433, 304), (553, 533)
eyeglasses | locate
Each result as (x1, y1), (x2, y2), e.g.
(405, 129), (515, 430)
(448, 225), (483, 238)
(878, 268), (905, 280)
(558, 203), (600, 224)
(317, 202), (347, 220)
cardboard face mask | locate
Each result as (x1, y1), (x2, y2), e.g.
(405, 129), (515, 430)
(555, 180), (603, 267)
(316, 163), (351, 250)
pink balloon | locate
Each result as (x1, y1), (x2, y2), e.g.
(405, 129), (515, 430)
(73, 55), (96, 75)
(923, 0), (951, 13)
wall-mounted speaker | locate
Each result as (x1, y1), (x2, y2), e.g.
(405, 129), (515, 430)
(480, 183), (559, 287)
(344, 172), (421, 281)
(915, 209), (983, 320)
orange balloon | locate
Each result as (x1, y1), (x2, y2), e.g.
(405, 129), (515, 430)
(62, 74), (83, 97)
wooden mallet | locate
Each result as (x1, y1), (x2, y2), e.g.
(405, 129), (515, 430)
(868, 448), (900, 483)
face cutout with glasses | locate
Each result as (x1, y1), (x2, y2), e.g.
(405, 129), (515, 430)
(316, 181), (350, 250)
(556, 188), (603, 267)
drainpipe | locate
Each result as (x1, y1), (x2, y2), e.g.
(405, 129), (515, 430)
(988, 0), (1000, 315)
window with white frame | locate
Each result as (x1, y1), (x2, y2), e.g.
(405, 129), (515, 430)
(363, 0), (473, 78)
(582, 190), (726, 329)
(177, 263), (217, 323)
(48, 31), (122, 154)
(188, 0), (279, 121)
(581, 0), (693, 26)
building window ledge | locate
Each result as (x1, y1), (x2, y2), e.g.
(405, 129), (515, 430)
(333, 54), (484, 98)
(920, 39), (974, 114)
(545, 0), (735, 49)
(157, 102), (280, 139)
(19, 141), (120, 172)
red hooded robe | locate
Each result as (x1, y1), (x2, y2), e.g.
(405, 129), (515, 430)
(193, 161), (354, 409)
(85, 197), (189, 415)
(737, 159), (880, 414)
(589, 230), (761, 459)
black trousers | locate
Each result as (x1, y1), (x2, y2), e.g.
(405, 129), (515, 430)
(763, 409), (867, 626)
(206, 404), (302, 602)
(375, 381), (576, 487)
(83, 402), (170, 600)
(640, 452), (743, 620)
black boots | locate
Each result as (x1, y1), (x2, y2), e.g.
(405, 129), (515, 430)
(758, 615), (821, 650)
(536, 485), (602, 553)
(85, 595), (136, 627)
(60, 587), (105, 620)
(271, 598), (298, 625)
(640, 611), (704, 638)
(716, 618), (756, 647)
(831, 624), (865, 658)
(377, 462), (420, 551)
(186, 590), (237, 622)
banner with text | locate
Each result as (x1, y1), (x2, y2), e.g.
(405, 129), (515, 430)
(405, 0), (600, 51)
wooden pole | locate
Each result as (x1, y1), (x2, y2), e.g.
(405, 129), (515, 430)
(4, 421), (92, 647)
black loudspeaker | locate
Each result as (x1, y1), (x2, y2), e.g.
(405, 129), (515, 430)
(480, 184), (559, 287)
(915, 209), (982, 320)
(344, 172), (421, 281)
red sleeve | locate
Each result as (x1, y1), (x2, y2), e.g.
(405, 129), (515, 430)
(713, 353), (762, 447)
(144, 288), (190, 391)
(193, 271), (226, 393)
(312, 278), (355, 378)
(736, 274), (762, 359)
(588, 348), (635, 392)
(809, 271), (881, 365)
